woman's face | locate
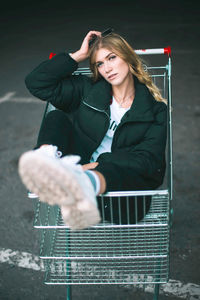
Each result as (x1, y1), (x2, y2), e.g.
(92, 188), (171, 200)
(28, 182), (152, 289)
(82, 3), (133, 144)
(95, 47), (131, 86)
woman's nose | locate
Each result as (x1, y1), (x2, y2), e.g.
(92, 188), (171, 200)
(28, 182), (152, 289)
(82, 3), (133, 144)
(104, 62), (112, 73)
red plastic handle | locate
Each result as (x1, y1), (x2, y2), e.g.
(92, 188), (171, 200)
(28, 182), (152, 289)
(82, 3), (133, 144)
(49, 52), (56, 59)
(164, 46), (171, 56)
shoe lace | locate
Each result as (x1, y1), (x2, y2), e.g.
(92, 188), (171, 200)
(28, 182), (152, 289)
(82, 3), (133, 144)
(56, 150), (62, 158)
(61, 155), (81, 166)
(39, 145), (62, 158)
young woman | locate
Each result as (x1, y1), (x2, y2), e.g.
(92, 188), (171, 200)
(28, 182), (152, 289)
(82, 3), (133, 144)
(18, 30), (167, 230)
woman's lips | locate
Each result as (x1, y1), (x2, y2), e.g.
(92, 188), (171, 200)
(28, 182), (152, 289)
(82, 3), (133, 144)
(108, 73), (117, 80)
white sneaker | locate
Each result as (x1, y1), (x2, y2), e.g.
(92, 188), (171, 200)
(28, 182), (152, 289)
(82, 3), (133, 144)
(18, 151), (101, 230)
(26, 145), (62, 199)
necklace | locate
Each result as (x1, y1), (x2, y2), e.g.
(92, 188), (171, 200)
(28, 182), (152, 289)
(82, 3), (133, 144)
(113, 91), (135, 108)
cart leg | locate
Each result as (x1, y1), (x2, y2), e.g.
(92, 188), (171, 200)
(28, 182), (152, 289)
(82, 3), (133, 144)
(66, 285), (72, 300)
(153, 284), (160, 300)
(66, 228), (71, 300)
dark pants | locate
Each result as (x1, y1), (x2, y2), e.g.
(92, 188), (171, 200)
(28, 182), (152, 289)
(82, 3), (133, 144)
(36, 109), (151, 224)
(36, 109), (88, 162)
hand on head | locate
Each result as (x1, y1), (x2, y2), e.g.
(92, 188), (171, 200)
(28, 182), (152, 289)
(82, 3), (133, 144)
(70, 31), (101, 63)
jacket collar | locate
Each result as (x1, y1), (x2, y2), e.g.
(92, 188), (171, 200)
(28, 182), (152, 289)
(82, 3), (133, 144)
(125, 76), (155, 122)
(85, 76), (155, 122)
(84, 79), (112, 111)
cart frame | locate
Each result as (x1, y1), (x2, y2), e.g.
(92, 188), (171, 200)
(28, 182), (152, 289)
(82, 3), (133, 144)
(32, 47), (173, 300)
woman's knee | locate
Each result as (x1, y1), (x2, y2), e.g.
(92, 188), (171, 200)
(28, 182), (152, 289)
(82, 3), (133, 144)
(44, 110), (73, 129)
(45, 109), (69, 122)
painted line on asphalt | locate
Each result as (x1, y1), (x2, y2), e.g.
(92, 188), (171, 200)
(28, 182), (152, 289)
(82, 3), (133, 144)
(0, 247), (43, 271)
(0, 92), (41, 104)
(0, 92), (16, 103)
(0, 247), (200, 299)
(9, 96), (41, 103)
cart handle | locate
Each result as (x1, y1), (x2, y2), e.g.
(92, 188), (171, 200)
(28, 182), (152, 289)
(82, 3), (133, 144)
(49, 46), (171, 60)
(135, 47), (171, 56)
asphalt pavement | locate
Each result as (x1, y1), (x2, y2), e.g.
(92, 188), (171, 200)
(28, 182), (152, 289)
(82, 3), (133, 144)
(0, 0), (200, 299)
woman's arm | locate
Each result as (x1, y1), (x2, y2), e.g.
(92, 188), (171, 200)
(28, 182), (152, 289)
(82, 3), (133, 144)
(95, 104), (167, 190)
(25, 31), (101, 112)
(25, 53), (85, 112)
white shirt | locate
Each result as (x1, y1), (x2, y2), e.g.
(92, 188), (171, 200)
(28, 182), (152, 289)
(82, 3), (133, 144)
(90, 96), (130, 162)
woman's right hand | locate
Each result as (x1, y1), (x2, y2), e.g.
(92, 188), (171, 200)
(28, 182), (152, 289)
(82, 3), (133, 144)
(82, 162), (99, 171)
(70, 30), (101, 63)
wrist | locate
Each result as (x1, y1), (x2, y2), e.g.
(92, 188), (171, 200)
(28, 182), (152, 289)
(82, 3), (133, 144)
(69, 51), (87, 63)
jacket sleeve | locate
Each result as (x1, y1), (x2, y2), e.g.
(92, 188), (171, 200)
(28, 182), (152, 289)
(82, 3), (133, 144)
(25, 52), (87, 112)
(95, 104), (167, 188)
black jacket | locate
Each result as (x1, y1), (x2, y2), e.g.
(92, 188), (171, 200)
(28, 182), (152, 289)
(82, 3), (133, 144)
(25, 52), (167, 192)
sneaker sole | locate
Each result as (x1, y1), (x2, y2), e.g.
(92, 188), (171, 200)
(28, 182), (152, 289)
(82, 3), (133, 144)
(19, 151), (101, 229)
(61, 203), (101, 230)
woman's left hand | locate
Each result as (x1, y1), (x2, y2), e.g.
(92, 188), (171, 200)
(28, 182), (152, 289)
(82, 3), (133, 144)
(82, 162), (99, 171)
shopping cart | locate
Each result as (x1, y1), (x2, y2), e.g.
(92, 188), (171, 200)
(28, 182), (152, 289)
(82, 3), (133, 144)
(32, 46), (172, 300)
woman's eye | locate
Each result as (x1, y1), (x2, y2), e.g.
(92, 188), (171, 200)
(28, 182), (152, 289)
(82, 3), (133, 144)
(109, 55), (116, 60)
(97, 62), (103, 68)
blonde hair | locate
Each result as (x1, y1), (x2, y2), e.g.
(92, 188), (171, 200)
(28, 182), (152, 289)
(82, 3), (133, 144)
(89, 33), (167, 104)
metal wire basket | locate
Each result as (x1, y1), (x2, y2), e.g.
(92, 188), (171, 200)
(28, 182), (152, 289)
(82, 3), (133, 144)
(32, 47), (172, 300)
